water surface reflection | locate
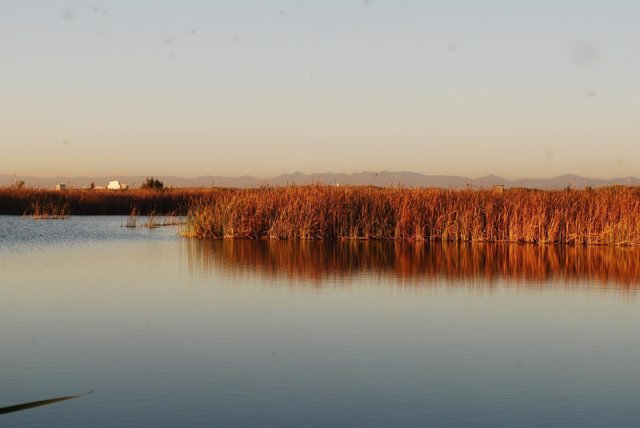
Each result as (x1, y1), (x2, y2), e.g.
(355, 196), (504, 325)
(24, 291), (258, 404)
(184, 240), (640, 288)
(2, 218), (638, 427)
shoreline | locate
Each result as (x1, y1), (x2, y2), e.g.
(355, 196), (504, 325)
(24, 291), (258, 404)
(2, 185), (639, 246)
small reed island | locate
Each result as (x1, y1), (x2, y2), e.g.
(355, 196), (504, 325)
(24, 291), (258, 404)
(181, 186), (640, 246)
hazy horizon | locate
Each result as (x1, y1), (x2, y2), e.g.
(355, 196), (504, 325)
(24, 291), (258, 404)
(1, 1), (638, 179)
(2, 169), (640, 181)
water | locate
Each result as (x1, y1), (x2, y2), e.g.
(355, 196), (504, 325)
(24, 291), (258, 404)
(1, 216), (638, 427)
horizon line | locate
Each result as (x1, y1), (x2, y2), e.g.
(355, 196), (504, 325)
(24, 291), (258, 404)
(1, 171), (638, 182)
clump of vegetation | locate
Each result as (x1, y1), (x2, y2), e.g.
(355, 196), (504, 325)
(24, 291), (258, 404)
(0, 188), (202, 215)
(141, 177), (164, 190)
(122, 207), (183, 228)
(28, 200), (70, 219)
(181, 185), (640, 246)
(143, 211), (159, 228)
(162, 210), (184, 226)
(125, 207), (138, 227)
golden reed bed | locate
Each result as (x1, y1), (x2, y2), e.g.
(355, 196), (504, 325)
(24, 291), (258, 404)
(182, 186), (640, 246)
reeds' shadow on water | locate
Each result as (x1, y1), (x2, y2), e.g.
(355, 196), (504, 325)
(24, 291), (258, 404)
(183, 239), (640, 289)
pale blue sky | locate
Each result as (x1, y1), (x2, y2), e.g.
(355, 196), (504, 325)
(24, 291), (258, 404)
(1, 1), (638, 178)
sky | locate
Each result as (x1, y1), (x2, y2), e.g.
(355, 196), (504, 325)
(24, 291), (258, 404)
(0, 0), (638, 179)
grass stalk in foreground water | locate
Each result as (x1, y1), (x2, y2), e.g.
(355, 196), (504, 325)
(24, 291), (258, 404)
(0, 391), (92, 415)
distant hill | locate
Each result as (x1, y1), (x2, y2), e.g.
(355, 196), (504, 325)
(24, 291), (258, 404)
(1, 172), (638, 190)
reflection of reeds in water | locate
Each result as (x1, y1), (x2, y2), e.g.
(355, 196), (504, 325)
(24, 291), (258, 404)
(183, 240), (640, 287)
(182, 186), (640, 246)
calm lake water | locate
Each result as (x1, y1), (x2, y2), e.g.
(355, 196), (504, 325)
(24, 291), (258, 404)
(1, 216), (638, 427)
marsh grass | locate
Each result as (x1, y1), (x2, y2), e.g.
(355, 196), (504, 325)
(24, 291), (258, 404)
(182, 186), (640, 246)
(143, 211), (160, 229)
(28, 200), (70, 219)
(124, 207), (139, 228)
(161, 210), (184, 226)
(0, 188), (206, 215)
(122, 207), (184, 228)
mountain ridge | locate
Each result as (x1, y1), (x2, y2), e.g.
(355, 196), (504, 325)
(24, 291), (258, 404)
(1, 172), (638, 190)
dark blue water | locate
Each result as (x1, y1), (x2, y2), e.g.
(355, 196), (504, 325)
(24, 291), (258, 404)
(1, 216), (638, 427)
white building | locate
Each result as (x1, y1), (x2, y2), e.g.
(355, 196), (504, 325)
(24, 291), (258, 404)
(108, 180), (129, 190)
(55, 183), (66, 191)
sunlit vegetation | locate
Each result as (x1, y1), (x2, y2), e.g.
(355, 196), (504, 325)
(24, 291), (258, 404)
(121, 208), (184, 228)
(182, 186), (640, 246)
(29, 200), (70, 219)
(3, 186), (638, 246)
(124, 207), (139, 227)
(161, 210), (184, 227)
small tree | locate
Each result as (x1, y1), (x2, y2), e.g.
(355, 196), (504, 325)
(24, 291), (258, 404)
(11, 179), (25, 190)
(141, 177), (164, 190)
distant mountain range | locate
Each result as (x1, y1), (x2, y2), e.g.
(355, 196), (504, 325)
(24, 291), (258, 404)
(1, 172), (638, 190)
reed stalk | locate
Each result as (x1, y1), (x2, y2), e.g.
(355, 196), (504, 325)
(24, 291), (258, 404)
(125, 207), (138, 228)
